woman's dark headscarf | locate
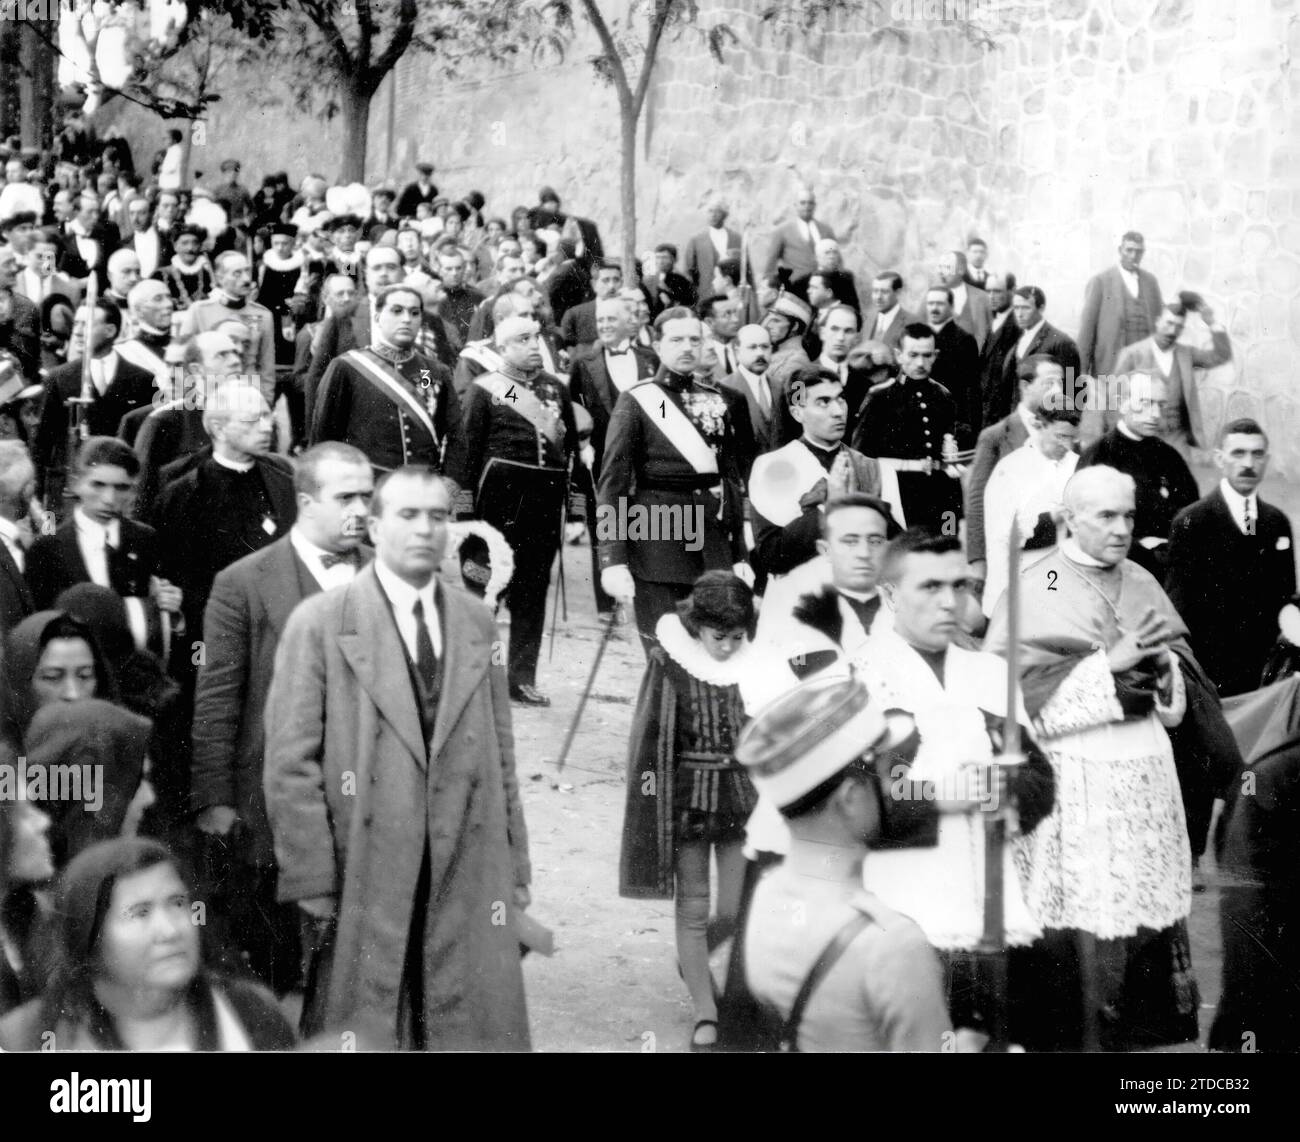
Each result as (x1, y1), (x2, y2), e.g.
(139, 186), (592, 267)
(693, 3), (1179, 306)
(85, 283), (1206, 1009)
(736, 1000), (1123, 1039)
(3, 610), (119, 742)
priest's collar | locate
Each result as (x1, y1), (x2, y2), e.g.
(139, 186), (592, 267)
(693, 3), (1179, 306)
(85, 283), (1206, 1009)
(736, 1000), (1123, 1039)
(1061, 534), (1111, 568)
(800, 436), (841, 460)
(1116, 420), (1144, 442)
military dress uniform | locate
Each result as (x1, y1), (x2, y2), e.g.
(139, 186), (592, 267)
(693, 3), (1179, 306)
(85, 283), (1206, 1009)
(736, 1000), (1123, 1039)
(851, 374), (961, 533)
(596, 370), (751, 650)
(310, 345), (464, 478)
(448, 365), (578, 695)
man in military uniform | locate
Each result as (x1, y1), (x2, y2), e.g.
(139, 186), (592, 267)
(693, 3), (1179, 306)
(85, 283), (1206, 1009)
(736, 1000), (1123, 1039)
(596, 308), (754, 652)
(448, 315), (578, 706)
(734, 674), (953, 1052)
(850, 323), (961, 533)
(311, 284), (464, 482)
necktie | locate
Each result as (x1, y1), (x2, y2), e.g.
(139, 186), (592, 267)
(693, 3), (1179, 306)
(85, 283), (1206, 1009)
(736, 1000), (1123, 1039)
(723, 346), (735, 374)
(320, 549), (359, 570)
(1244, 499), (1255, 536)
(756, 376), (771, 417)
(413, 598), (437, 695)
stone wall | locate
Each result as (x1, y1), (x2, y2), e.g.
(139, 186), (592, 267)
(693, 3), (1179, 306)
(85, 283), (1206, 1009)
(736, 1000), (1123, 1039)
(104, 0), (1300, 471)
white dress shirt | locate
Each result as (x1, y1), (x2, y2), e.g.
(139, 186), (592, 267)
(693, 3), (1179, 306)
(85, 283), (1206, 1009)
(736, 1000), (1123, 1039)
(991, 309), (1011, 334)
(802, 220), (822, 246)
(1016, 403), (1040, 440)
(737, 364), (772, 417)
(604, 340), (640, 393)
(88, 351), (119, 396)
(708, 227), (729, 259)
(1219, 479), (1259, 535)
(1119, 265), (1141, 298)
(817, 354), (849, 382)
(133, 227), (162, 277)
(290, 526), (362, 592)
(1016, 318), (1044, 360)
(374, 559), (443, 663)
(1150, 342), (1175, 377)
(872, 304), (899, 341)
(18, 268), (47, 305)
(0, 515), (25, 574)
(951, 282), (969, 316)
(74, 509), (150, 648)
(69, 219), (100, 270)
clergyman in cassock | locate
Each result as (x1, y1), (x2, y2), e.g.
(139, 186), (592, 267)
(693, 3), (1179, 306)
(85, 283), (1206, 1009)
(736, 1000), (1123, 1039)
(447, 315), (577, 707)
(311, 284), (463, 480)
(984, 465), (1200, 1051)
(263, 467), (532, 1050)
(733, 674), (953, 1052)
(596, 308), (753, 652)
(847, 530), (1055, 1043)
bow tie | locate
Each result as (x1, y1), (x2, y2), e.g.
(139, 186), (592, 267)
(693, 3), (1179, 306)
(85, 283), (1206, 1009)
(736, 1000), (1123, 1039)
(606, 347), (630, 357)
(320, 549), (360, 570)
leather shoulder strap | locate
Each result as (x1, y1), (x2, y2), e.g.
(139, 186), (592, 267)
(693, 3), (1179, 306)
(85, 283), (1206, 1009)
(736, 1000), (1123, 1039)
(779, 905), (875, 1052)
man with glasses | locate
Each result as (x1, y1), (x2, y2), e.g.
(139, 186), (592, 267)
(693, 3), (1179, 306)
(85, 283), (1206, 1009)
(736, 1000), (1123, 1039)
(157, 380), (297, 646)
(450, 315), (578, 706)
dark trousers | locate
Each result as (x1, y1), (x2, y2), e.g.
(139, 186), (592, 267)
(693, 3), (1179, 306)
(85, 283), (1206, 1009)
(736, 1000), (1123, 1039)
(632, 577), (693, 656)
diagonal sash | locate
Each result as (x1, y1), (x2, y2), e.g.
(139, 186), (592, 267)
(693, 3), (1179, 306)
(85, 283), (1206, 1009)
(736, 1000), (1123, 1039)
(628, 383), (718, 476)
(474, 372), (564, 450)
(342, 348), (440, 446)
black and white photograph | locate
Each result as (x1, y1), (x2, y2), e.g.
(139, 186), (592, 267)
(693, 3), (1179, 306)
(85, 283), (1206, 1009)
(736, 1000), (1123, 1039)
(0, 0), (1295, 1113)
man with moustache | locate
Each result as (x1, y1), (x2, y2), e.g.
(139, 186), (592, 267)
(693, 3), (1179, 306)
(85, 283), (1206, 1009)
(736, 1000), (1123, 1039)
(176, 251), (277, 406)
(263, 467), (533, 1050)
(453, 289), (562, 394)
(851, 323), (960, 533)
(154, 223), (212, 310)
(748, 365), (889, 584)
(936, 250), (990, 352)
(719, 323), (782, 455)
(449, 315), (578, 706)
(156, 381), (297, 645)
(596, 309), (752, 652)
(859, 271), (917, 353)
(923, 285), (982, 450)
(1165, 419), (1300, 697)
(312, 284), (462, 481)
(193, 442), (375, 995)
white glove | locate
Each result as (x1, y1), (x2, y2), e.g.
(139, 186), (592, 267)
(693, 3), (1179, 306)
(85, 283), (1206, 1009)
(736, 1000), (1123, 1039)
(601, 565), (636, 603)
(732, 561), (756, 588)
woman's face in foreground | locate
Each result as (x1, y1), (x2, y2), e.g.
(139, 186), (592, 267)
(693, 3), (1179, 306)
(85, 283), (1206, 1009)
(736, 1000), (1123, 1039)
(96, 863), (200, 995)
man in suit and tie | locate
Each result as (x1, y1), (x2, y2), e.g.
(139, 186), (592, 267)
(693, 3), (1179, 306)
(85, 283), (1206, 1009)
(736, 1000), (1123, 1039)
(193, 441), (375, 994)
(936, 249), (990, 352)
(121, 196), (171, 280)
(963, 237), (990, 289)
(303, 245), (405, 422)
(719, 322), (780, 459)
(979, 271), (1020, 424)
(559, 259), (623, 351)
(859, 271), (918, 352)
(1077, 230), (1164, 386)
(1165, 419), (1299, 698)
(57, 192), (119, 289)
(698, 293), (743, 381)
(34, 296), (156, 508)
(764, 187), (836, 285)
(810, 303), (874, 442)
(964, 355), (1064, 600)
(263, 466), (534, 1049)
(790, 238), (861, 316)
(1108, 299), (1232, 460)
(25, 436), (183, 654)
(923, 286), (982, 449)
(0, 440), (36, 635)
(684, 198), (742, 296)
(991, 285), (1081, 425)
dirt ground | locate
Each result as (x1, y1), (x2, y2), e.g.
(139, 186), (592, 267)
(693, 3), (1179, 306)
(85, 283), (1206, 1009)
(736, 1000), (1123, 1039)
(513, 529), (1231, 1054)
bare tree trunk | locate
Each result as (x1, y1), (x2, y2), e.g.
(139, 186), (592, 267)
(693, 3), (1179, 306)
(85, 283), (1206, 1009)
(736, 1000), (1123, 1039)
(338, 80), (371, 184)
(619, 98), (638, 280)
(0, 20), (20, 141)
(20, 18), (58, 150)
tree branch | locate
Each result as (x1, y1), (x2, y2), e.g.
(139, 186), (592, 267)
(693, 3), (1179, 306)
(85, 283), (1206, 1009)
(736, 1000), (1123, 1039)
(370, 0), (420, 88)
(297, 0), (356, 72)
(630, 0), (675, 119)
(579, 0), (632, 104)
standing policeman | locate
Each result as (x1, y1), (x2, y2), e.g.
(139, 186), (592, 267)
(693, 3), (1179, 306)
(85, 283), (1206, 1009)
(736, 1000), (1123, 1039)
(596, 307), (754, 652)
(450, 315), (577, 706)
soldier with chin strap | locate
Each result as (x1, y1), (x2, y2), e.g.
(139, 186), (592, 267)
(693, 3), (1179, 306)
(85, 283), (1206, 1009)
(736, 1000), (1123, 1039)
(448, 315), (578, 707)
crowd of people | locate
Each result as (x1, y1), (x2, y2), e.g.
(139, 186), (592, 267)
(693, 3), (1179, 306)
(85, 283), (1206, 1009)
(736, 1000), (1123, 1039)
(0, 121), (1294, 1054)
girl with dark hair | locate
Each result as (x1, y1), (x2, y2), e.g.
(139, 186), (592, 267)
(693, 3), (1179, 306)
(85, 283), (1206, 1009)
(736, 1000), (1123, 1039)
(0, 780), (56, 1016)
(3, 611), (152, 864)
(0, 837), (295, 1050)
(618, 570), (759, 1050)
